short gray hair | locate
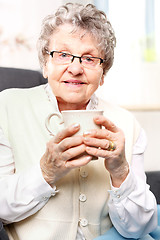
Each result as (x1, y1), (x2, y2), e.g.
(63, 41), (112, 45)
(37, 3), (116, 75)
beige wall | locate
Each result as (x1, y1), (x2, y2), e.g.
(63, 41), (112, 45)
(0, 0), (64, 70)
(131, 110), (160, 171)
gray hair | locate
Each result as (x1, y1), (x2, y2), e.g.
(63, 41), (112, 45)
(37, 2), (116, 75)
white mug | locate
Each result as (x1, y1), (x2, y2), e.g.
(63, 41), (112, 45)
(45, 109), (103, 135)
(45, 109), (104, 160)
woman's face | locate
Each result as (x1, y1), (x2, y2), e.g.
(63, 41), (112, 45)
(43, 24), (104, 111)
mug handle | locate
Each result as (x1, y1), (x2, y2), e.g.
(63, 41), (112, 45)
(45, 112), (64, 136)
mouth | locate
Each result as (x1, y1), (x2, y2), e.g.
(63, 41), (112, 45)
(63, 80), (85, 85)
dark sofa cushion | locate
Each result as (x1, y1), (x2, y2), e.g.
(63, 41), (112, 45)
(146, 171), (160, 204)
(0, 222), (9, 240)
(0, 67), (47, 91)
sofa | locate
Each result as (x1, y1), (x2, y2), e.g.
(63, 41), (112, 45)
(0, 66), (47, 91)
(0, 66), (160, 239)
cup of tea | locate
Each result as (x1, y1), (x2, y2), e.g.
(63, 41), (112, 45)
(45, 109), (103, 160)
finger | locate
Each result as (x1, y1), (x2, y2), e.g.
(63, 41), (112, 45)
(58, 135), (84, 152)
(84, 137), (111, 150)
(61, 143), (86, 161)
(94, 115), (119, 133)
(85, 146), (114, 158)
(83, 128), (116, 142)
(65, 155), (92, 168)
(54, 123), (80, 143)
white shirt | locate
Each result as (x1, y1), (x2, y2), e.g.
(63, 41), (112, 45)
(0, 85), (157, 239)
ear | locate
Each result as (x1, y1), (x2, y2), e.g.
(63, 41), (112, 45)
(100, 75), (104, 86)
(43, 65), (48, 79)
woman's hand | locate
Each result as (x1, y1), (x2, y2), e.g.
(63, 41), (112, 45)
(40, 123), (92, 186)
(83, 115), (129, 187)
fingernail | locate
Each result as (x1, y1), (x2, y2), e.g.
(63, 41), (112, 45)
(72, 123), (80, 129)
(83, 131), (92, 136)
(86, 156), (92, 160)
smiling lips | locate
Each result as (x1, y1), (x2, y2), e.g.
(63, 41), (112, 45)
(63, 79), (85, 85)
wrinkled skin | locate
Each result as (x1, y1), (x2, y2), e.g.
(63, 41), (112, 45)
(40, 115), (129, 188)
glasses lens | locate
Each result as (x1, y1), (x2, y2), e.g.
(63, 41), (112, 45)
(51, 51), (102, 69)
(54, 52), (72, 64)
(81, 56), (100, 69)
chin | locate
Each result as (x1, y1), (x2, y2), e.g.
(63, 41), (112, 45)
(65, 95), (84, 103)
(58, 94), (88, 107)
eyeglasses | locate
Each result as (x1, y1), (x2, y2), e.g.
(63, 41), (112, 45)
(46, 50), (105, 69)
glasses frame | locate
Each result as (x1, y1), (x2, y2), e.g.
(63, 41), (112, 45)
(46, 50), (105, 67)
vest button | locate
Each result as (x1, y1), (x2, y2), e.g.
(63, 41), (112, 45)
(80, 169), (88, 178)
(80, 218), (88, 227)
(79, 193), (87, 202)
(43, 196), (49, 201)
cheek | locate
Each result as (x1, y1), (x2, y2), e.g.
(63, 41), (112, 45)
(46, 63), (63, 81)
(90, 70), (103, 87)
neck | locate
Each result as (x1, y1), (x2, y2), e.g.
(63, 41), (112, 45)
(57, 100), (89, 112)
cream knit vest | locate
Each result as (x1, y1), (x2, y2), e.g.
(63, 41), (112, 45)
(0, 86), (140, 240)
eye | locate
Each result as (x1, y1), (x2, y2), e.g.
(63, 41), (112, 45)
(83, 56), (94, 63)
(59, 52), (70, 58)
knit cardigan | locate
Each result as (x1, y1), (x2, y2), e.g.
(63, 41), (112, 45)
(0, 85), (141, 240)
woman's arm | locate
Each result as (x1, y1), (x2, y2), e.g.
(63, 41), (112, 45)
(83, 115), (157, 239)
(0, 127), (56, 223)
(108, 129), (157, 238)
(0, 122), (92, 223)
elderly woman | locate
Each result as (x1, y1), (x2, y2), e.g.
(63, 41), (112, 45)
(0, 3), (157, 240)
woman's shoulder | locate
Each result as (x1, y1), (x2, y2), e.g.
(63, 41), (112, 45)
(97, 97), (140, 128)
(0, 84), (46, 103)
(97, 97), (132, 117)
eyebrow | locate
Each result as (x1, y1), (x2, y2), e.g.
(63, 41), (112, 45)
(56, 44), (99, 56)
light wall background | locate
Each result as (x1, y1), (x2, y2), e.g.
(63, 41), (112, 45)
(0, 0), (159, 171)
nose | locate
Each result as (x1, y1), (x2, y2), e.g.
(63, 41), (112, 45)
(67, 57), (84, 75)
